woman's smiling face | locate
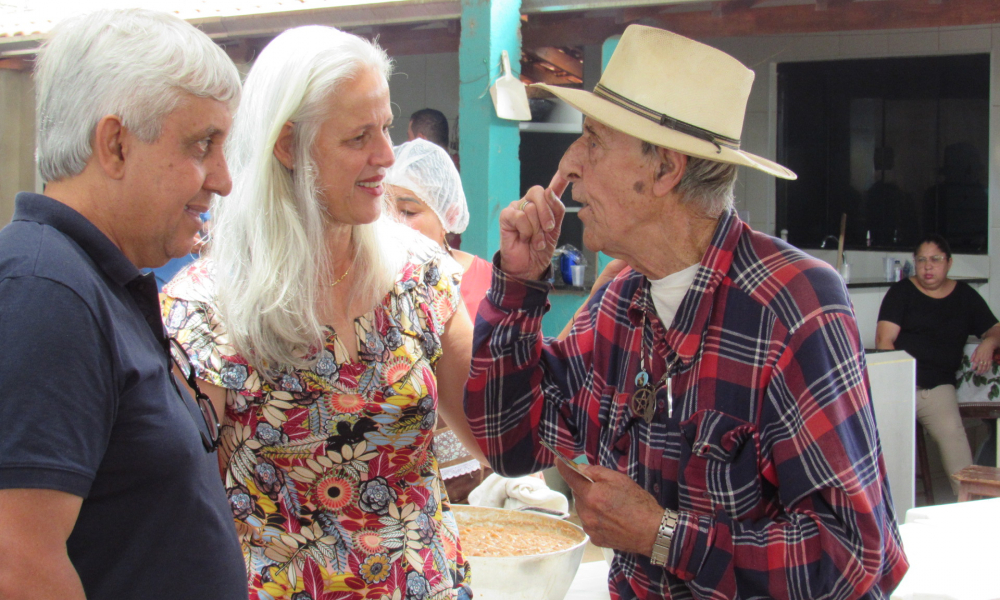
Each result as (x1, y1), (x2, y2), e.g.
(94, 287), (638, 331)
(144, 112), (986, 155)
(311, 67), (395, 226)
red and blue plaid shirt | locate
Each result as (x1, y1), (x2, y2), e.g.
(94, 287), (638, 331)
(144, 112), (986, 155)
(466, 210), (907, 599)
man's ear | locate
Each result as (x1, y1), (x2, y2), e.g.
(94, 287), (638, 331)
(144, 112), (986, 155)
(93, 115), (128, 180)
(273, 121), (295, 170)
(652, 147), (686, 197)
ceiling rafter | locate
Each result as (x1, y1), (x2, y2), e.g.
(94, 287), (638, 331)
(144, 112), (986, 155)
(529, 47), (584, 79)
(525, 0), (1000, 47)
(0, 55), (28, 70)
(521, 60), (581, 85)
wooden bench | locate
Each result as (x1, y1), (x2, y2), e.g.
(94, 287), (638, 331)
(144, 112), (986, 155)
(953, 465), (1000, 502)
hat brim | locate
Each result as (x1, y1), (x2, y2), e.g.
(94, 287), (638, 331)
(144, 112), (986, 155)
(534, 84), (797, 181)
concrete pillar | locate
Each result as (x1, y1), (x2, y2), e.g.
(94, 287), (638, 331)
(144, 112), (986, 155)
(0, 69), (37, 225)
(458, 0), (522, 260)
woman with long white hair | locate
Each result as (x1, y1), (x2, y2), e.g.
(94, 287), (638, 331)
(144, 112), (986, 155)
(161, 25), (480, 600)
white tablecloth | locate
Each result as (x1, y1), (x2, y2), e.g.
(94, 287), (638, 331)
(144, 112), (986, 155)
(957, 343), (1000, 405)
(891, 497), (1000, 600)
(956, 343), (999, 460)
(565, 560), (611, 600)
(564, 498), (1000, 600)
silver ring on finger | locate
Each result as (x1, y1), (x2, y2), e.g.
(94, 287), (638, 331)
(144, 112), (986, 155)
(519, 199), (531, 211)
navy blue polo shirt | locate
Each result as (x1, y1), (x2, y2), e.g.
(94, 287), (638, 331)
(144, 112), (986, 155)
(0, 193), (247, 600)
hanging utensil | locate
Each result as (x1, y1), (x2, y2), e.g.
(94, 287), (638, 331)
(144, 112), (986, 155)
(835, 213), (846, 272)
(489, 49), (531, 121)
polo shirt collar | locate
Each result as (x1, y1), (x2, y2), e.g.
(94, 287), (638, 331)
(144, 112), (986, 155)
(13, 192), (143, 287)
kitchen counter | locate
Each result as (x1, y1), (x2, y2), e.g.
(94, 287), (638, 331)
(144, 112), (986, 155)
(847, 276), (987, 289)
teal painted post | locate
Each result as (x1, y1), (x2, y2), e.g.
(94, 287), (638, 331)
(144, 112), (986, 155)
(458, 0), (523, 261)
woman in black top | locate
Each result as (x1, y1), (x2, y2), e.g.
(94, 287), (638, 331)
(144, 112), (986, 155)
(876, 234), (1000, 496)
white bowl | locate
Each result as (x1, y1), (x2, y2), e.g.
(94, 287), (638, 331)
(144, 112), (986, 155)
(453, 505), (589, 600)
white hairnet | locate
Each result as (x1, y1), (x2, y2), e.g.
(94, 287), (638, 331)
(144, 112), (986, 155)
(386, 138), (469, 234)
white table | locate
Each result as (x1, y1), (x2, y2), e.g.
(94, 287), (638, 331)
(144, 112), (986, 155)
(565, 559), (611, 600)
(567, 498), (1000, 600)
(890, 497), (1000, 600)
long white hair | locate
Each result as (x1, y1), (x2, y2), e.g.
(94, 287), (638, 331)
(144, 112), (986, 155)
(210, 25), (406, 373)
(35, 8), (240, 182)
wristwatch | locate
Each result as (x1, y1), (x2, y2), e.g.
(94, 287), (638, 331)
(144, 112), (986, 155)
(649, 508), (679, 567)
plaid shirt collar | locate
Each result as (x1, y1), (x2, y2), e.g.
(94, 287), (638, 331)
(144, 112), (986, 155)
(627, 208), (742, 368)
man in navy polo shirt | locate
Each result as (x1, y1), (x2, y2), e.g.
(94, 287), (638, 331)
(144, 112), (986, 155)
(0, 9), (247, 600)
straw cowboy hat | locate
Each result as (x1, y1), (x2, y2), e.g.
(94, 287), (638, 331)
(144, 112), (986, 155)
(534, 25), (796, 180)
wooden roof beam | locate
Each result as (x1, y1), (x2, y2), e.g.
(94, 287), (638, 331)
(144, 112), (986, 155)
(532, 0), (1000, 46)
(530, 47), (584, 79)
(353, 21), (459, 56)
(0, 56), (30, 71)
(521, 61), (582, 85)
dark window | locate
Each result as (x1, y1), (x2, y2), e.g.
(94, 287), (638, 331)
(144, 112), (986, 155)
(776, 54), (989, 253)
(520, 129), (592, 287)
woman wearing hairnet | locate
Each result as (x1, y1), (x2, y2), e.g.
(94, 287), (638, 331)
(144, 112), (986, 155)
(385, 138), (493, 502)
(386, 139), (493, 321)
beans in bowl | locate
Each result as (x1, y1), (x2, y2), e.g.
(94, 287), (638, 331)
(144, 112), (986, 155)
(458, 522), (579, 557)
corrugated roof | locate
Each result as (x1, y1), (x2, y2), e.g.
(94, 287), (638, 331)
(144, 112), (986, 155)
(0, 0), (410, 39)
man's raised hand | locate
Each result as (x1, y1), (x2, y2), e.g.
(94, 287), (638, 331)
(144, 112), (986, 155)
(498, 172), (568, 281)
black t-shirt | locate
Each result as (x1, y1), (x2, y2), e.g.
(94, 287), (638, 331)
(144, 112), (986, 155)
(0, 194), (247, 600)
(878, 277), (998, 388)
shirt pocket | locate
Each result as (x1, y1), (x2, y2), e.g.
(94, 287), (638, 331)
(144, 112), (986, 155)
(678, 409), (761, 519)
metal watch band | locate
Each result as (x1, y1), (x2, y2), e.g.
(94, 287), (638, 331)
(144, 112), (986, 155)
(649, 508), (679, 567)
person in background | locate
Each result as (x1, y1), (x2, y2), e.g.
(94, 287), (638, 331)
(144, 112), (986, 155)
(161, 26), (479, 599)
(876, 233), (1000, 495)
(385, 138), (491, 502)
(407, 108), (450, 150)
(408, 107), (459, 178)
(388, 138), (489, 319)
(0, 9), (246, 600)
(465, 24), (907, 599)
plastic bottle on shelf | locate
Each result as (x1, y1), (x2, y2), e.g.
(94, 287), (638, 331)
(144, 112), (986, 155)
(839, 253), (851, 283)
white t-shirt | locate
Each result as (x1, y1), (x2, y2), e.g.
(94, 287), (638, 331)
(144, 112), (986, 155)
(649, 263), (699, 329)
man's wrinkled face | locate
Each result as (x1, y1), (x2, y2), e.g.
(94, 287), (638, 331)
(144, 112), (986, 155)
(557, 118), (660, 255)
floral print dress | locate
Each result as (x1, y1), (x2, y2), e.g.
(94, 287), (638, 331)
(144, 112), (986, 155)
(161, 243), (471, 600)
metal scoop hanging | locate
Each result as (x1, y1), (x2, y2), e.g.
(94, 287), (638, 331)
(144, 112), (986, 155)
(489, 49), (531, 121)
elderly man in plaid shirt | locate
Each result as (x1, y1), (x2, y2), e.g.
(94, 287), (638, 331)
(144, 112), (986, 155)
(464, 25), (907, 600)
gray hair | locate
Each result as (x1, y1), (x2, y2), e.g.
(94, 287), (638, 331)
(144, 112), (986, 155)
(642, 141), (737, 217)
(34, 8), (241, 183)
(210, 25), (403, 373)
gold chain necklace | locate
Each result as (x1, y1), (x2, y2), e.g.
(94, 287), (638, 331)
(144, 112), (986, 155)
(330, 265), (351, 287)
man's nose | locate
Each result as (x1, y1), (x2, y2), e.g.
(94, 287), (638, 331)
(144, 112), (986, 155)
(208, 152), (233, 197)
(558, 136), (585, 182)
